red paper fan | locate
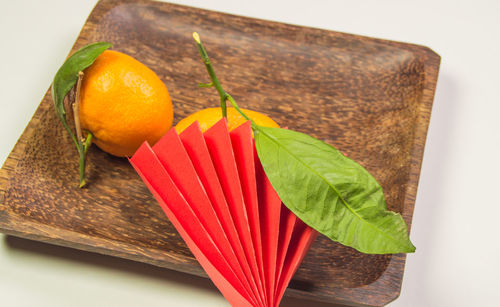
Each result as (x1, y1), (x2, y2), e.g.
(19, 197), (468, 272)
(130, 119), (317, 307)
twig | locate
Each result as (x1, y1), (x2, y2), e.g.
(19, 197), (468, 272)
(72, 71), (85, 144)
(69, 71), (91, 188)
(193, 32), (253, 123)
(193, 32), (228, 118)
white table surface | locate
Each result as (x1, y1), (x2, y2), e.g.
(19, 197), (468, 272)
(1, 0), (500, 306)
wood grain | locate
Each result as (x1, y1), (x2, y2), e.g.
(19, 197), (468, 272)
(0, 0), (440, 306)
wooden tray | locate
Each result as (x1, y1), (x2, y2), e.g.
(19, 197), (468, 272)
(0, 0), (440, 306)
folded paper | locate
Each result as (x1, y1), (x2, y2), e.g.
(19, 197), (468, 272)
(130, 119), (317, 306)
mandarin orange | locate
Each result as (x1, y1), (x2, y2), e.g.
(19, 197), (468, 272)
(79, 50), (173, 157)
(175, 107), (279, 134)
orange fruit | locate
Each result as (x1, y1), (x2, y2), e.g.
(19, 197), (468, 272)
(175, 107), (279, 134)
(79, 50), (173, 157)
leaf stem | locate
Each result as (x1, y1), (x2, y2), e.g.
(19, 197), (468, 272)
(193, 32), (230, 118)
(226, 94), (251, 121)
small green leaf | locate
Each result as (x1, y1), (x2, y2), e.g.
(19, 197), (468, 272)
(51, 42), (112, 145)
(253, 125), (415, 254)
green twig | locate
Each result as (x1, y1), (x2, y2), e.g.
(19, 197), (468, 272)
(77, 132), (93, 188)
(193, 32), (230, 118)
(78, 148), (86, 188)
(193, 32), (255, 124)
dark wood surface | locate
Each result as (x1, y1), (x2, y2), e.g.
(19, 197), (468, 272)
(0, 0), (440, 306)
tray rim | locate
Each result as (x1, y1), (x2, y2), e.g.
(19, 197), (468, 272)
(0, 0), (441, 306)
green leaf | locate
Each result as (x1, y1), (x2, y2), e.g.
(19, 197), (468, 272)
(51, 42), (112, 145)
(253, 125), (415, 254)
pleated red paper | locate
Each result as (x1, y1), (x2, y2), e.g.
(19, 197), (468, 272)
(130, 119), (317, 307)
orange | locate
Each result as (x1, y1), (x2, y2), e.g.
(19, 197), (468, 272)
(79, 50), (173, 157)
(175, 107), (279, 134)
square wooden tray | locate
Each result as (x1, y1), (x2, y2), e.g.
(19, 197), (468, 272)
(0, 0), (440, 306)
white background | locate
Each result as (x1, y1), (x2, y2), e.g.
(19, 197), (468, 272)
(1, 0), (500, 306)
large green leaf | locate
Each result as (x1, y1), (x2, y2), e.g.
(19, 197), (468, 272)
(51, 42), (112, 143)
(253, 125), (415, 254)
